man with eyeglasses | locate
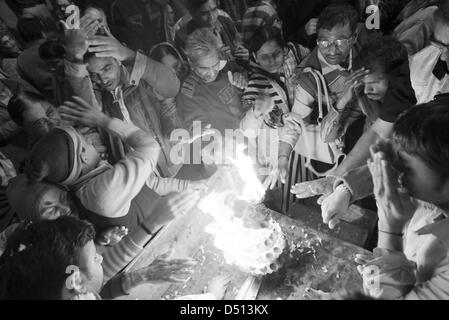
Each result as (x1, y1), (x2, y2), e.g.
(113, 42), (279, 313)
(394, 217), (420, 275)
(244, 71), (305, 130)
(270, 5), (368, 186)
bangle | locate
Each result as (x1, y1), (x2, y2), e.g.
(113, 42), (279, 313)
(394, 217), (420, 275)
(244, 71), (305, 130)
(141, 223), (154, 236)
(336, 183), (351, 195)
(378, 229), (403, 237)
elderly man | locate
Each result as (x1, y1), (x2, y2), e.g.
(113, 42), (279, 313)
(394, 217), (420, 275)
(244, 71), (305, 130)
(177, 27), (245, 135)
(175, 27), (247, 178)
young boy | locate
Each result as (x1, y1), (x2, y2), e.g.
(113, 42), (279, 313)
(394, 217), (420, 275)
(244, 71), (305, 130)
(0, 215), (197, 300)
(359, 99), (449, 299)
(25, 96), (162, 233)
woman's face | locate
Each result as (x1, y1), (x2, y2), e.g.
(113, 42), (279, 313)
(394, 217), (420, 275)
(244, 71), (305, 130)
(363, 71), (389, 101)
(38, 187), (73, 220)
(255, 40), (285, 74)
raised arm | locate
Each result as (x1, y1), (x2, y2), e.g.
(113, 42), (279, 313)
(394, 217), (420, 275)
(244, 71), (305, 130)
(59, 97), (160, 219)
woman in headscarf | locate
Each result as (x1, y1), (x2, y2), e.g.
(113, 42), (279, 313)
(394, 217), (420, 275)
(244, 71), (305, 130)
(240, 25), (310, 213)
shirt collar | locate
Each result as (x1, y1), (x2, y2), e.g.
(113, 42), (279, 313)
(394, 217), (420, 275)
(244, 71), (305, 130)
(416, 211), (449, 250)
(318, 48), (353, 75)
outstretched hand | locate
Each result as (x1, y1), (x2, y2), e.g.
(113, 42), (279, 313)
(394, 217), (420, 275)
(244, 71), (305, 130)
(262, 158), (288, 190)
(139, 252), (197, 284)
(228, 71), (248, 90)
(147, 191), (202, 230)
(290, 176), (336, 200)
(97, 226), (128, 246)
(59, 96), (109, 128)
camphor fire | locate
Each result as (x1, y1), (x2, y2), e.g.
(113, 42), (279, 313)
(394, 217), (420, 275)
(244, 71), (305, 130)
(198, 145), (286, 276)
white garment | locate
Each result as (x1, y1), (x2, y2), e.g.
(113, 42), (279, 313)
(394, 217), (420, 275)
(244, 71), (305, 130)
(410, 45), (449, 104)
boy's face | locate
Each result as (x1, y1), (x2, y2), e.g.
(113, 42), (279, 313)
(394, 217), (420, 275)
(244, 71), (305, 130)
(79, 134), (101, 173)
(395, 147), (449, 206)
(87, 56), (122, 92)
(363, 71), (389, 101)
(78, 240), (104, 294)
(317, 23), (354, 66)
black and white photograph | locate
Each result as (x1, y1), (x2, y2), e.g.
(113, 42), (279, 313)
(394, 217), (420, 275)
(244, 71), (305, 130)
(0, 0), (448, 309)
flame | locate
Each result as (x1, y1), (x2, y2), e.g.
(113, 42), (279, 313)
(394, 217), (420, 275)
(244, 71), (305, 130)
(199, 144), (285, 275)
(228, 144), (265, 203)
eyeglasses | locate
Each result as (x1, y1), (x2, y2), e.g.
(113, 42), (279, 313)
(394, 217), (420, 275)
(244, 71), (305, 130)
(317, 37), (354, 49)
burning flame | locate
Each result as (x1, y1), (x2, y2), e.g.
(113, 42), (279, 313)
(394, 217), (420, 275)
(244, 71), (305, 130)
(228, 144), (265, 203)
(199, 144), (285, 276)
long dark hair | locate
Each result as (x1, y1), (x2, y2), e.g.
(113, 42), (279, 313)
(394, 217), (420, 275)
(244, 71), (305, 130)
(247, 25), (286, 58)
(0, 217), (95, 300)
(150, 42), (190, 81)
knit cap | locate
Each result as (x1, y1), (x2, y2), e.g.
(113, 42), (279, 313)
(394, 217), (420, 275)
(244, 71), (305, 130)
(25, 128), (74, 184)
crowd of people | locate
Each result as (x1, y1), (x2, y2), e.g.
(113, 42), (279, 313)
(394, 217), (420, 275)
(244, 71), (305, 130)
(0, 0), (449, 300)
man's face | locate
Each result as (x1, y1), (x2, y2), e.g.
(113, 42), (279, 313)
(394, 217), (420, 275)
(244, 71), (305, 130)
(38, 187), (72, 220)
(433, 20), (449, 65)
(53, 0), (73, 20)
(0, 34), (20, 53)
(317, 23), (354, 66)
(192, 50), (222, 83)
(78, 240), (104, 294)
(22, 100), (55, 128)
(363, 71), (389, 101)
(87, 56), (122, 91)
(84, 7), (109, 34)
(395, 147), (449, 206)
(193, 0), (219, 28)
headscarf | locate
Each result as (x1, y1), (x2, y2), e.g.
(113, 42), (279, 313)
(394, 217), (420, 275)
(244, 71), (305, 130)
(6, 174), (55, 222)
